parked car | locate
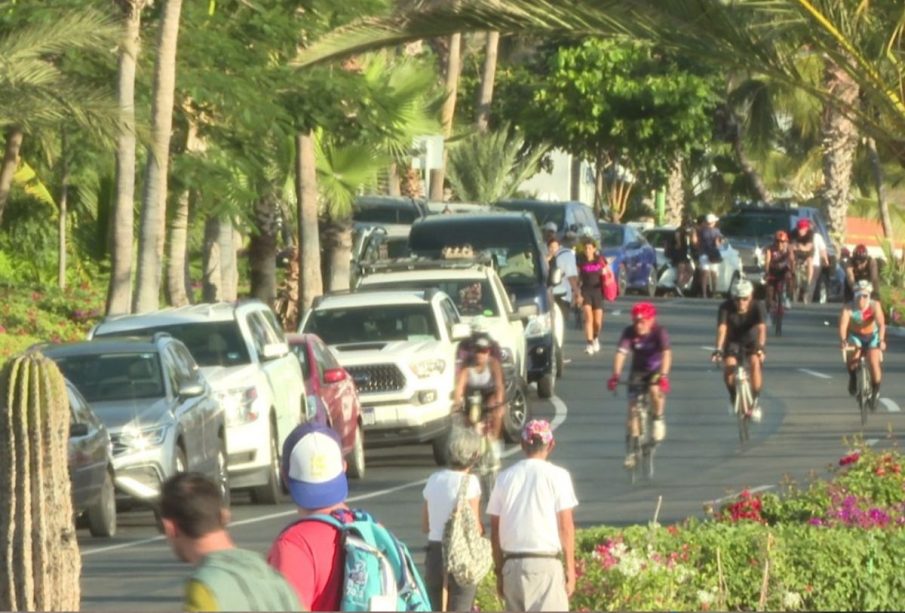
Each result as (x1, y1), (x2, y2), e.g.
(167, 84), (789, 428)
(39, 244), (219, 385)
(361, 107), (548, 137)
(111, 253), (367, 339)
(718, 202), (845, 301)
(426, 201), (499, 215)
(67, 379), (116, 537)
(598, 222), (659, 296)
(353, 195), (428, 225)
(299, 289), (471, 465)
(407, 212), (560, 398)
(643, 226), (743, 296)
(43, 336), (228, 511)
(89, 301), (306, 504)
(355, 258), (531, 442)
(496, 199), (601, 244)
(350, 223), (412, 287)
(286, 332), (365, 479)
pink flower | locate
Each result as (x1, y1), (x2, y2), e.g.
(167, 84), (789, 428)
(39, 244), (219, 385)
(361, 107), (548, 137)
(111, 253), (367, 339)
(839, 452), (861, 466)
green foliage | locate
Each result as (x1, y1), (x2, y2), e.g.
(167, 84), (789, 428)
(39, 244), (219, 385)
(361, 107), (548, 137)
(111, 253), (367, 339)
(445, 124), (549, 204)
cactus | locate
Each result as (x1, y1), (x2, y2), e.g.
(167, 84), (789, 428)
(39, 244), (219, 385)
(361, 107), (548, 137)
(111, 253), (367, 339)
(0, 352), (80, 611)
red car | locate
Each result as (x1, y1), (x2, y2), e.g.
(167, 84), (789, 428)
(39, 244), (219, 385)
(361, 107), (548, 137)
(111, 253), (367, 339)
(287, 333), (365, 479)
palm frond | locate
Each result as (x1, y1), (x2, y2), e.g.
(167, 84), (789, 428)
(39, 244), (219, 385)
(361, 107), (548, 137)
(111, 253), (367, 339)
(315, 130), (386, 219)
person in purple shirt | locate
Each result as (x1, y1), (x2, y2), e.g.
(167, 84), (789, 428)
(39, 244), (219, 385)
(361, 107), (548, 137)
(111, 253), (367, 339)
(607, 302), (672, 469)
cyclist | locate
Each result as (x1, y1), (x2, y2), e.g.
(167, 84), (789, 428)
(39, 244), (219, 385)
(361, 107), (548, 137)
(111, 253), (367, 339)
(606, 302), (672, 469)
(844, 244), (880, 302)
(711, 279), (767, 422)
(763, 230), (796, 316)
(453, 332), (506, 467)
(839, 280), (886, 404)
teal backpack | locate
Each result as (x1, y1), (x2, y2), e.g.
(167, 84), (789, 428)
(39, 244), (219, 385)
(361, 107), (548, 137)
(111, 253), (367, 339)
(292, 509), (431, 612)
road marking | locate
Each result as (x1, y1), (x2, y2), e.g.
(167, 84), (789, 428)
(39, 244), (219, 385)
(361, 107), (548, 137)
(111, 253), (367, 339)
(879, 398), (901, 413)
(83, 394), (570, 557)
(707, 484), (774, 507)
(867, 438), (879, 447)
(700, 345), (716, 352)
(798, 368), (832, 380)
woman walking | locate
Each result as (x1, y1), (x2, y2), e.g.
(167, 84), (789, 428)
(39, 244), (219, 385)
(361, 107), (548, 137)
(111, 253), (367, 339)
(576, 235), (607, 354)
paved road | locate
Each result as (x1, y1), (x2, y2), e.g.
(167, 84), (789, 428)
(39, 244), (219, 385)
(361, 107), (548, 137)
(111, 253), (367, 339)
(78, 297), (905, 610)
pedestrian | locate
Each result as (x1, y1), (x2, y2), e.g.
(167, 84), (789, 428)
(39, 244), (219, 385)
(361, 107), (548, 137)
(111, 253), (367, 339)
(547, 234), (580, 329)
(697, 213), (724, 298)
(576, 235), (607, 354)
(422, 427), (483, 611)
(159, 472), (302, 612)
(487, 420), (578, 612)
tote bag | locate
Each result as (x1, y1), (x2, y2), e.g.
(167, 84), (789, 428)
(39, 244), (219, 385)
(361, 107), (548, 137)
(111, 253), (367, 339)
(441, 476), (493, 586)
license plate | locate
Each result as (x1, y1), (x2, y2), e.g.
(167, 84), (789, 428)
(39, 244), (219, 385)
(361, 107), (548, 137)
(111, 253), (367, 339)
(362, 407), (376, 426)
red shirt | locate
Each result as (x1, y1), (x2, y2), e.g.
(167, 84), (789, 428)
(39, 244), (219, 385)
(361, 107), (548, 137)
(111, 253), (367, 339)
(268, 519), (343, 611)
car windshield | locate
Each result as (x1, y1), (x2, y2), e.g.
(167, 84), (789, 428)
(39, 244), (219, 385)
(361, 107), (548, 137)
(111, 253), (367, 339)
(364, 279), (498, 317)
(53, 353), (165, 403)
(354, 207), (419, 225)
(719, 213), (789, 241)
(95, 321), (250, 367)
(495, 202), (566, 231)
(599, 225), (624, 248)
(305, 304), (440, 345)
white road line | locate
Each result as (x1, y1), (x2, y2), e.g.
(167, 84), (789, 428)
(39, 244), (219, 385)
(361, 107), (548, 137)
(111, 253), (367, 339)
(798, 368), (832, 380)
(867, 438), (880, 447)
(879, 398), (901, 413)
(707, 484), (774, 506)
(700, 345), (716, 352)
(82, 394), (570, 557)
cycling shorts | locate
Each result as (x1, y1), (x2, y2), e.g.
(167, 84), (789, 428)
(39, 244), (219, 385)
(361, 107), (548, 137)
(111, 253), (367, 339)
(724, 340), (761, 360)
(628, 371), (660, 399)
(847, 330), (880, 349)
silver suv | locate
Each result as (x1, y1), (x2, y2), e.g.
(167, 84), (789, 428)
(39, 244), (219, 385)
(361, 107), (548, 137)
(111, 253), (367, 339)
(89, 300), (306, 504)
(43, 335), (227, 509)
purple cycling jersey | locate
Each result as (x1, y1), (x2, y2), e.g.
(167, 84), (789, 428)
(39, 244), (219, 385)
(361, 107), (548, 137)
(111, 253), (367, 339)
(617, 324), (670, 373)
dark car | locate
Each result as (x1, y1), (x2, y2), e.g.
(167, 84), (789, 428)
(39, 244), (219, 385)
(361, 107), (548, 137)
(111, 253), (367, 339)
(286, 332), (365, 479)
(496, 199), (601, 243)
(718, 202), (845, 301)
(408, 213), (559, 398)
(68, 379), (117, 537)
(353, 195), (428, 225)
(598, 222), (659, 296)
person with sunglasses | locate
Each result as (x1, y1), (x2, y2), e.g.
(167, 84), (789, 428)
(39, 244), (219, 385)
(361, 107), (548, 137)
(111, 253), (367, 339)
(839, 280), (886, 402)
(453, 333), (506, 468)
(712, 279), (767, 421)
(844, 244), (880, 302)
(763, 230), (796, 317)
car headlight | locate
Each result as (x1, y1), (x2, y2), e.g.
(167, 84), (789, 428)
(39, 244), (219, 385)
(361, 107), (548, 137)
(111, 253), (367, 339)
(499, 347), (514, 365)
(218, 386), (259, 425)
(524, 313), (552, 338)
(118, 424), (169, 452)
(410, 359), (446, 378)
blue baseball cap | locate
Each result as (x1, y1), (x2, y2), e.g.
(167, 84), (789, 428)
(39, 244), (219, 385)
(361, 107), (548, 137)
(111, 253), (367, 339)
(281, 422), (348, 510)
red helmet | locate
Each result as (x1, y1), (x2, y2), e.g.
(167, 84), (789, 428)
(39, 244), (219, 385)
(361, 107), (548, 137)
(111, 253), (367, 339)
(775, 230), (788, 242)
(853, 244), (868, 259)
(796, 218), (811, 230)
(631, 302), (657, 321)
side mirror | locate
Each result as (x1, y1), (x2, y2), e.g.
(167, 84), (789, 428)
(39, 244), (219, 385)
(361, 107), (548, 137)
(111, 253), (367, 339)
(261, 342), (289, 360)
(450, 322), (472, 340)
(510, 303), (539, 321)
(178, 381), (205, 398)
(69, 422), (89, 437)
(304, 394), (319, 422)
(323, 368), (347, 384)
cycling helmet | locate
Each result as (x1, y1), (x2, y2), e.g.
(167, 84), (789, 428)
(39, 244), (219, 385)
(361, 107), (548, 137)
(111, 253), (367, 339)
(853, 280), (873, 296)
(731, 278), (754, 299)
(775, 230), (788, 242)
(841, 247), (851, 258)
(631, 301), (657, 321)
(796, 218), (811, 230)
(853, 244), (868, 259)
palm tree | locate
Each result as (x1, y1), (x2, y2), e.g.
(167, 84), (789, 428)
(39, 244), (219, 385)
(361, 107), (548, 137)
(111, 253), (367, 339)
(133, 0), (184, 314)
(475, 31), (500, 131)
(429, 33), (462, 201)
(297, 130), (322, 314)
(0, 9), (120, 226)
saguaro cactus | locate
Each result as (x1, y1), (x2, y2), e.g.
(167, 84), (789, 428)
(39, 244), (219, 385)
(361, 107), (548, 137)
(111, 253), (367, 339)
(0, 352), (80, 611)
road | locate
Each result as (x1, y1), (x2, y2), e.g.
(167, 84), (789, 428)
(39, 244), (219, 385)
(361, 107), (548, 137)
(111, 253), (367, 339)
(78, 297), (905, 610)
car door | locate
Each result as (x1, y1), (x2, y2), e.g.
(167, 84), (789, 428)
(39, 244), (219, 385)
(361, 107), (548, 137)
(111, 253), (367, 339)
(491, 272), (526, 379)
(162, 344), (206, 472)
(171, 342), (220, 473)
(68, 385), (108, 507)
(254, 309), (306, 442)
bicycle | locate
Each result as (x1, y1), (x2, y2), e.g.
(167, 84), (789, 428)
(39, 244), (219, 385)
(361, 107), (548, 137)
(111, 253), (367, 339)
(768, 277), (787, 337)
(716, 354), (757, 445)
(613, 381), (658, 484)
(842, 345), (880, 426)
(461, 391), (501, 510)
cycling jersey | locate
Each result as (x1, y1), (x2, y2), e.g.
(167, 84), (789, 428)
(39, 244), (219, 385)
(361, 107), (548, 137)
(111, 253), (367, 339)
(767, 247), (792, 275)
(718, 299), (766, 346)
(617, 324), (670, 374)
(846, 300), (878, 335)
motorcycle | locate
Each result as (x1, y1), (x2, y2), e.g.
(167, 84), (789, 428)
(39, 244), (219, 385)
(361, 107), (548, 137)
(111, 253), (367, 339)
(656, 257), (696, 296)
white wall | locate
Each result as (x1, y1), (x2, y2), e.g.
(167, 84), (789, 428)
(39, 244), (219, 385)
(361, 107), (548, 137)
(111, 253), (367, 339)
(518, 148), (596, 206)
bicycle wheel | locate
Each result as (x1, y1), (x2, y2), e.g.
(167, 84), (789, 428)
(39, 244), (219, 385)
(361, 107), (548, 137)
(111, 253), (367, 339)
(643, 443), (656, 480)
(774, 291), (783, 337)
(736, 377), (750, 444)
(858, 361), (870, 425)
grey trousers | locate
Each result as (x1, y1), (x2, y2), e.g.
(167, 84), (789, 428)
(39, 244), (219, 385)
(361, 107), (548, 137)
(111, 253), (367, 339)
(424, 541), (477, 612)
(502, 557), (569, 612)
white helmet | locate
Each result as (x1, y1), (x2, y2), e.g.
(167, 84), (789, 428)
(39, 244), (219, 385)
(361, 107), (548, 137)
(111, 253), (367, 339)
(854, 280), (873, 295)
(470, 315), (490, 334)
(731, 278), (754, 298)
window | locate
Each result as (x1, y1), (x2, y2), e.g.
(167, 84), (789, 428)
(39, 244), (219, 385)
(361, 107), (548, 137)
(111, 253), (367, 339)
(599, 225), (625, 248)
(305, 304), (440, 345)
(95, 322), (250, 367)
(261, 309), (287, 343)
(246, 312), (271, 356)
(365, 278), (498, 317)
(53, 353), (165, 403)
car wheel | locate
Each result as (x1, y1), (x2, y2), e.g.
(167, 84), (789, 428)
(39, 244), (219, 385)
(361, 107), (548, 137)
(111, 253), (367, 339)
(555, 343), (564, 379)
(504, 379), (530, 443)
(215, 437), (230, 508)
(537, 373), (555, 399)
(645, 267), (657, 297)
(87, 470), (117, 538)
(346, 422), (366, 480)
(251, 420), (281, 505)
(617, 264), (628, 297)
(432, 430), (451, 466)
(174, 444), (187, 474)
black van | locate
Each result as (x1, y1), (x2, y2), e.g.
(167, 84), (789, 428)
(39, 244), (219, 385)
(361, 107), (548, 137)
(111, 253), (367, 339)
(408, 212), (560, 398)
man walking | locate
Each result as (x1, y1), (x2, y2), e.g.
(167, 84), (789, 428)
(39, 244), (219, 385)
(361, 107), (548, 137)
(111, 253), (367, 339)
(159, 473), (302, 612)
(487, 420), (578, 611)
(547, 234), (580, 328)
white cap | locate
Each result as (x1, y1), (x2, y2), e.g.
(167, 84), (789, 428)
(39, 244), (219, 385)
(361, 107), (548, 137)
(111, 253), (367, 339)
(705, 213), (719, 224)
(542, 221), (557, 232)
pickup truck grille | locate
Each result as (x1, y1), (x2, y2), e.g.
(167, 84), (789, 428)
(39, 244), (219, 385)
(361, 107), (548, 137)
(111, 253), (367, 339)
(346, 364), (406, 394)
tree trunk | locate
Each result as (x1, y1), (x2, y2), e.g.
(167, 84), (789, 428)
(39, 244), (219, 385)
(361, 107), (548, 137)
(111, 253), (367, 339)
(220, 221), (238, 301)
(202, 216), (222, 302)
(321, 220), (353, 292)
(165, 189), (190, 306)
(665, 156), (684, 226)
(297, 131), (323, 313)
(570, 155), (582, 202)
(730, 113), (771, 203)
(133, 0), (183, 313)
(249, 195), (278, 305)
(475, 31), (500, 132)
(0, 127), (24, 227)
(866, 136), (893, 239)
(57, 130), (70, 290)
(387, 161), (401, 196)
(429, 32), (461, 201)
(820, 63), (860, 250)
(594, 149), (607, 219)
(106, 2), (143, 316)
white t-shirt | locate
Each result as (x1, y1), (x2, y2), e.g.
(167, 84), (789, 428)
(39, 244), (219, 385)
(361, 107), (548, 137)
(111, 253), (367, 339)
(553, 248), (578, 300)
(422, 469), (481, 542)
(811, 233), (826, 267)
(486, 458), (578, 553)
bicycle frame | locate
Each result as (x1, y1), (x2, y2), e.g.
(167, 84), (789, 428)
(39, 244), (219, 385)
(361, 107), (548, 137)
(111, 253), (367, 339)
(732, 362), (754, 444)
(842, 346), (879, 426)
(619, 383), (658, 483)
